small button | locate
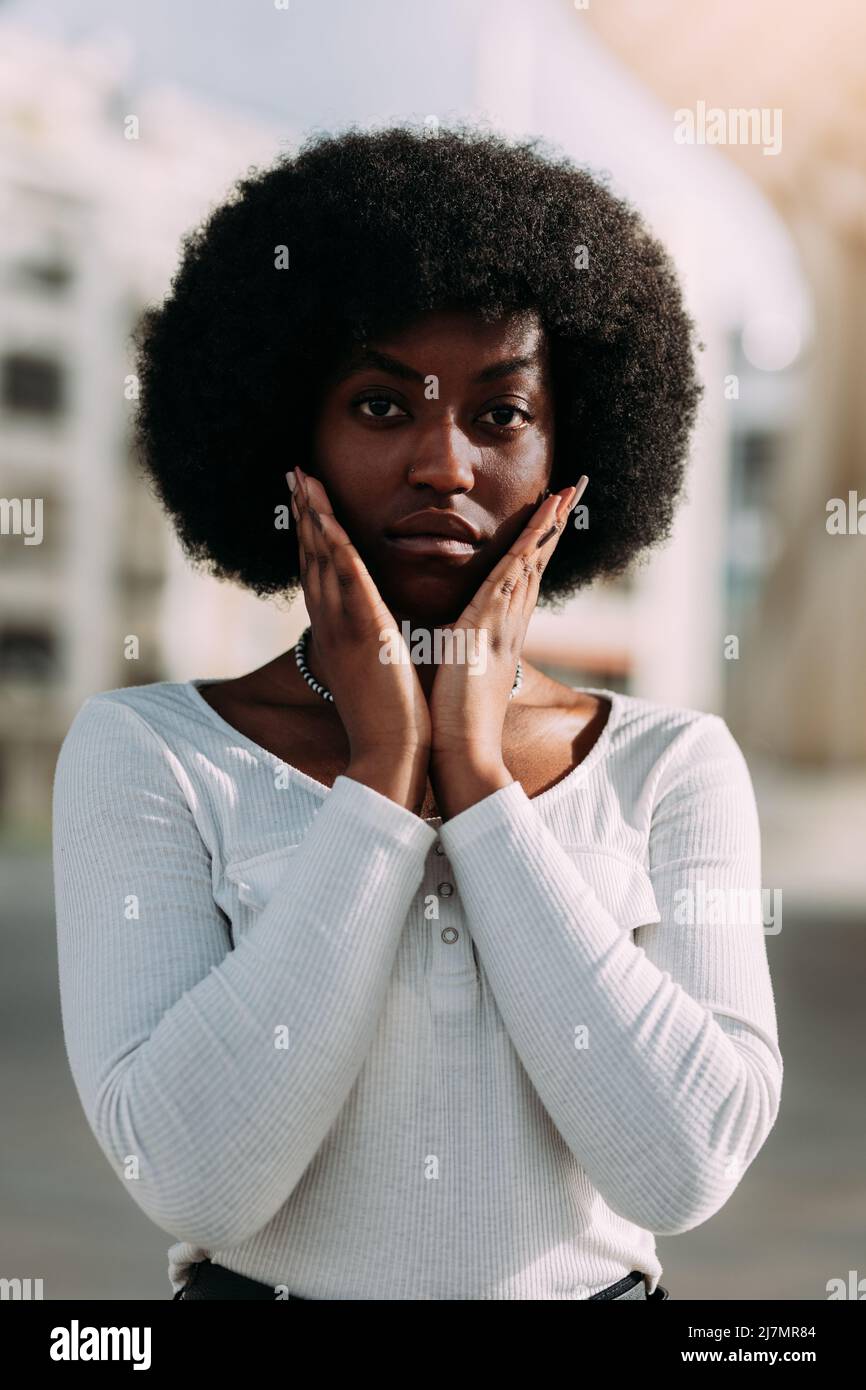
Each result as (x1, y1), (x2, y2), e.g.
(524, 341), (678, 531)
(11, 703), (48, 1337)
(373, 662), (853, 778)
(434, 842), (445, 856)
(441, 926), (459, 944)
(438, 882), (454, 897)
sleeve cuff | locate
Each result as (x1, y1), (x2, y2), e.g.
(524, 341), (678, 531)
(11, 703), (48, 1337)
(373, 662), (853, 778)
(438, 777), (533, 854)
(327, 772), (439, 855)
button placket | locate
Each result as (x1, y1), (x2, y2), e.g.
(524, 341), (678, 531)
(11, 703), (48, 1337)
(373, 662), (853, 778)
(425, 847), (475, 983)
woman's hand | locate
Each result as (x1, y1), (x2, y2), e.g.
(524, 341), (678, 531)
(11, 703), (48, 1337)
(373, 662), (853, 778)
(289, 466), (431, 812)
(428, 477), (588, 820)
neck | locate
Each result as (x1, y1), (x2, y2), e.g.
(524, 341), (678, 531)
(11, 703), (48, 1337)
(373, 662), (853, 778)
(297, 620), (524, 704)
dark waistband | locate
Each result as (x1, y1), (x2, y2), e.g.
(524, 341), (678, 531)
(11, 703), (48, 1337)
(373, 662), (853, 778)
(175, 1259), (668, 1301)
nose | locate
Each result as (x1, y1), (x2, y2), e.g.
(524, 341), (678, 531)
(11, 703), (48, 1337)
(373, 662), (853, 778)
(407, 418), (476, 494)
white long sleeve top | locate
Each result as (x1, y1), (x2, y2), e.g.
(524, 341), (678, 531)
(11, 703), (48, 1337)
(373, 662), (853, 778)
(51, 677), (783, 1299)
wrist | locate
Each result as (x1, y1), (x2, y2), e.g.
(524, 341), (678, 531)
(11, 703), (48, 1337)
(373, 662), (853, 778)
(430, 743), (506, 780)
(346, 746), (430, 815)
(430, 756), (513, 821)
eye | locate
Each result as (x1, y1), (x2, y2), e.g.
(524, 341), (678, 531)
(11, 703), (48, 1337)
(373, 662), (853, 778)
(478, 404), (534, 430)
(353, 392), (409, 420)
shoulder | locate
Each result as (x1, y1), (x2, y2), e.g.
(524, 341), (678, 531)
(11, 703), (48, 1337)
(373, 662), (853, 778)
(52, 683), (226, 870)
(526, 668), (748, 780)
(52, 680), (225, 851)
(81, 677), (197, 718)
(533, 669), (724, 747)
(608, 687), (726, 747)
(602, 688), (752, 795)
(53, 680), (206, 798)
(59, 679), (201, 747)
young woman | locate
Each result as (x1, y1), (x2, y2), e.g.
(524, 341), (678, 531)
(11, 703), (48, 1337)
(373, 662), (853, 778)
(52, 126), (782, 1301)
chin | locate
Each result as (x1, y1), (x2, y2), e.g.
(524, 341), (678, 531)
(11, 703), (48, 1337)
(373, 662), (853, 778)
(377, 576), (472, 628)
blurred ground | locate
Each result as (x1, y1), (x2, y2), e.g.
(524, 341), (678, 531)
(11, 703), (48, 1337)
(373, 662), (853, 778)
(2, 761), (864, 1300)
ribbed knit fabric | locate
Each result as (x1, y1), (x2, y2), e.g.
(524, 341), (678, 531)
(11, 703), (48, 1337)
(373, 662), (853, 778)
(51, 678), (782, 1300)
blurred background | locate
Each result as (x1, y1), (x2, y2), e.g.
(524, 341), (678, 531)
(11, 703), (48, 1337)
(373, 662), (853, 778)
(1, 0), (863, 1300)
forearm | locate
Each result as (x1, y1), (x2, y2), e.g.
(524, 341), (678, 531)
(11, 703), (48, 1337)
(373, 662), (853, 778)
(438, 780), (783, 1235)
(58, 772), (437, 1250)
(432, 754), (514, 820)
(347, 747), (429, 815)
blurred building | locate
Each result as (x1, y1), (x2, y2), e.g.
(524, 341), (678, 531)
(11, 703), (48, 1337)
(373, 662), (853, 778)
(584, 0), (866, 761)
(0, 27), (284, 833)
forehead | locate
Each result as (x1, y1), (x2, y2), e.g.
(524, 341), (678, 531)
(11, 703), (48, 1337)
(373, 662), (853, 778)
(350, 306), (547, 371)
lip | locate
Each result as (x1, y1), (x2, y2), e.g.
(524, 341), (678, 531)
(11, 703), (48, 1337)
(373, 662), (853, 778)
(384, 534), (481, 559)
(385, 509), (483, 544)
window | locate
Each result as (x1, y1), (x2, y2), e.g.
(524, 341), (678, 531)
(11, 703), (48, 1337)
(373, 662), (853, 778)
(0, 626), (59, 682)
(12, 259), (74, 293)
(1, 354), (65, 417)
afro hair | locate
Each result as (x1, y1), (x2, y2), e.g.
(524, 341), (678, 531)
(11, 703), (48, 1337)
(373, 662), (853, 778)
(131, 124), (703, 606)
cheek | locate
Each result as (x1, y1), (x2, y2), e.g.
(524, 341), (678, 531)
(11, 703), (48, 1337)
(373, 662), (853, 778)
(312, 409), (364, 496)
(311, 401), (345, 468)
(316, 413), (410, 502)
(488, 434), (552, 501)
(310, 417), (388, 528)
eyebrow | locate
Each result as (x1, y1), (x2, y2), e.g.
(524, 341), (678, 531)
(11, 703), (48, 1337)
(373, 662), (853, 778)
(334, 347), (542, 386)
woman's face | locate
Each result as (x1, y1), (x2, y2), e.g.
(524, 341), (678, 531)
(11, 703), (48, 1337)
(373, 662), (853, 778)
(311, 306), (556, 625)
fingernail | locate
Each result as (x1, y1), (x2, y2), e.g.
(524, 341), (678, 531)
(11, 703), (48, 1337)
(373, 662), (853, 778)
(286, 470), (296, 493)
(556, 486), (576, 517)
(570, 475), (589, 509)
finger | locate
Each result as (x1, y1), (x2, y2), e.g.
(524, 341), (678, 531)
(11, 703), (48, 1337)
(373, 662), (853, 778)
(289, 479), (317, 615)
(315, 508), (396, 630)
(297, 467), (337, 609)
(297, 469), (394, 632)
(512, 488), (575, 617)
(479, 493), (563, 609)
(506, 474), (589, 571)
(301, 470), (375, 618)
(293, 468), (322, 609)
(471, 475), (589, 618)
(519, 477), (588, 612)
(516, 478), (587, 609)
(563, 474), (589, 518)
(534, 488), (574, 548)
(511, 490), (564, 553)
